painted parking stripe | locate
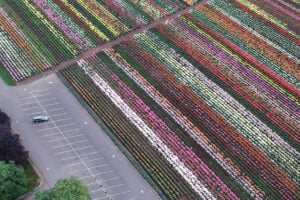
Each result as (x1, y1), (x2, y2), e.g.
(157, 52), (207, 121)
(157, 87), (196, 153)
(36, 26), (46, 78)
(92, 170), (113, 176)
(26, 111), (46, 116)
(39, 98), (56, 102)
(51, 118), (72, 123)
(64, 162), (83, 168)
(45, 138), (66, 143)
(17, 96), (33, 101)
(91, 184), (125, 193)
(46, 108), (64, 112)
(83, 157), (103, 162)
(43, 102), (60, 107)
(23, 106), (40, 111)
(50, 140), (89, 149)
(57, 123), (76, 128)
(61, 128), (80, 133)
(30, 89), (49, 93)
(66, 134), (85, 139)
(41, 132), (61, 138)
(32, 93), (51, 98)
(58, 155), (79, 162)
(19, 102), (37, 106)
(94, 190), (130, 200)
(48, 113), (67, 117)
(37, 127), (58, 132)
(54, 146), (92, 155)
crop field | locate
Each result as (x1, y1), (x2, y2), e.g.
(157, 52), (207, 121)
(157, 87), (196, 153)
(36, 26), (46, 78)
(1, 0), (300, 199)
(0, 0), (200, 82)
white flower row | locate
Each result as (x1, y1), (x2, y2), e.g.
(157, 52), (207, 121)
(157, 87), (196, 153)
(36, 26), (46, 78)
(77, 59), (217, 200)
(104, 48), (264, 199)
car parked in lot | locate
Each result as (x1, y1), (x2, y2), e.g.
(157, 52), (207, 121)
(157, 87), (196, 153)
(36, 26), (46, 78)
(33, 115), (49, 123)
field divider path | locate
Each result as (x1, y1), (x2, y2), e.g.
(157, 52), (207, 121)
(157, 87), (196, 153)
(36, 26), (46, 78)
(16, 0), (208, 85)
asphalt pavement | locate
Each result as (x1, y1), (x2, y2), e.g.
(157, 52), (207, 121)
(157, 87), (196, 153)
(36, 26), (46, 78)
(0, 74), (160, 200)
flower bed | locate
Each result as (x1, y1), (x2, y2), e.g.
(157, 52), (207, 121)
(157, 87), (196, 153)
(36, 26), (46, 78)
(0, 0), (200, 82)
(59, 0), (299, 198)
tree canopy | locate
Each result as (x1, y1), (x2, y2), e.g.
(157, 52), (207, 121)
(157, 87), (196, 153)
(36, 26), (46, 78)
(0, 127), (28, 165)
(0, 161), (27, 200)
(0, 110), (28, 165)
(33, 177), (91, 200)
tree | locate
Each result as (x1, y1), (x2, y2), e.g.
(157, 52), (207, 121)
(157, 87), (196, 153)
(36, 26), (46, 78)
(0, 127), (29, 165)
(34, 177), (91, 200)
(0, 110), (10, 128)
(0, 161), (27, 200)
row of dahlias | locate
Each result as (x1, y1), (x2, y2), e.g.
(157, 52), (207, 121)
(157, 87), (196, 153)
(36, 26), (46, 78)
(174, 14), (300, 138)
(0, 8), (51, 81)
(132, 30), (300, 183)
(103, 47), (263, 199)
(81, 54), (240, 200)
(108, 39), (292, 198)
(211, 0), (300, 59)
(191, 6), (300, 85)
(72, 59), (219, 200)
(60, 64), (200, 200)
(33, 0), (94, 51)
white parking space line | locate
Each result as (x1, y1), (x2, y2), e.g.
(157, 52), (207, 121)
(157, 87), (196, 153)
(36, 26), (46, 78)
(78, 151), (97, 157)
(79, 174), (94, 180)
(46, 138), (66, 143)
(19, 102), (37, 106)
(54, 146), (92, 155)
(94, 190), (130, 200)
(61, 129), (80, 133)
(31, 93), (51, 98)
(23, 106), (40, 111)
(26, 111), (46, 116)
(91, 184), (124, 193)
(64, 162), (83, 168)
(51, 118), (72, 123)
(88, 164), (110, 170)
(48, 113), (67, 118)
(50, 140), (89, 149)
(30, 89), (49, 93)
(66, 134), (85, 139)
(93, 170), (113, 176)
(99, 177), (120, 182)
(41, 132), (60, 138)
(17, 96), (33, 101)
(85, 157), (103, 162)
(58, 155), (79, 162)
(37, 127), (58, 132)
(39, 98), (56, 103)
(57, 123), (76, 128)
(43, 102), (60, 107)
(47, 108), (64, 112)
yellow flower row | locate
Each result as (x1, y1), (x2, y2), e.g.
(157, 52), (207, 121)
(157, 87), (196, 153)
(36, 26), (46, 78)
(24, 0), (78, 56)
(181, 17), (300, 106)
(77, 0), (128, 36)
(60, 0), (109, 41)
(236, 0), (299, 38)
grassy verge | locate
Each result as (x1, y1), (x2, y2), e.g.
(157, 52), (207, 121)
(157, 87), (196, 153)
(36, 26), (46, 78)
(24, 160), (40, 192)
(0, 66), (15, 86)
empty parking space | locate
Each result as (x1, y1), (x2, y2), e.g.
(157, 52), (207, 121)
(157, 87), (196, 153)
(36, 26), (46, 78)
(17, 89), (135, 200)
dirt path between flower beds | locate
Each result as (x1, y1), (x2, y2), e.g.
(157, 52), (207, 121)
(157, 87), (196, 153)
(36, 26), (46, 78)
(17, 0), (208, 85)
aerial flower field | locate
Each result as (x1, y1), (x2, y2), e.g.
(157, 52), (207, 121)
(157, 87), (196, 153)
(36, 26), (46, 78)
(59, 0), (300, 199)
(0, 0), (199, 81)
(0, 0), (299, 199)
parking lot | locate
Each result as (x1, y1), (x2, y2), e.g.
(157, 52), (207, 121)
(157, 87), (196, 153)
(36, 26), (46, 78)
(17, 88), (133, 200)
